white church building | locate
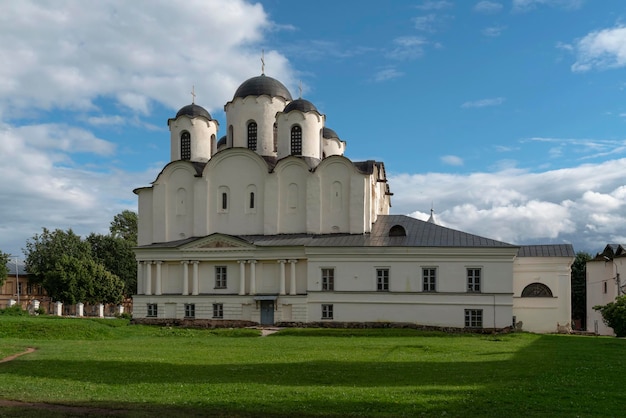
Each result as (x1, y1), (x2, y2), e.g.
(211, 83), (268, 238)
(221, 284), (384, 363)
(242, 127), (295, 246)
(132, 72), (574, 333)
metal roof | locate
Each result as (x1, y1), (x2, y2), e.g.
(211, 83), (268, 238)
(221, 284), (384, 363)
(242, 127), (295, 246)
(517, 244), (575, 257)
(138, 215), (521, 250)
(5, 261), (28, 276)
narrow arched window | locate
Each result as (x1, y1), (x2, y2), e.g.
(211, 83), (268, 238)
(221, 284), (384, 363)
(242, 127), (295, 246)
(181, 132), (191, 160)
(291, 125), (302, 156)
(247, 121), (257, 151)
(249, 192), (255, 209)
(521, 283), (553, 297)
(222, 192), (228, 210)
(273, 123), (278, 152)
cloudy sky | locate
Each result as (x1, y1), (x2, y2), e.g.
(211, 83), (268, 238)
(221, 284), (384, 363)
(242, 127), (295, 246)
(1, 0), (625, 258)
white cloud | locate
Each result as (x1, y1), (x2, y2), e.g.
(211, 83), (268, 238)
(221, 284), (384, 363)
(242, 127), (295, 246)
(512, 0), (584, 12)
(374, 68), (405, 82)
(461, 97), (505, 108)
(413, 14), (440, 32)
(441, 155), (464, 166)
(391, 158), (626, 252)
(482, 26), (506, 37)
(0, 0), (295, 117)
(416, 1), (453, 10)
(386, 37), (429, 60)
(570, 26), (626, 72)
(474, 1), (503, 14)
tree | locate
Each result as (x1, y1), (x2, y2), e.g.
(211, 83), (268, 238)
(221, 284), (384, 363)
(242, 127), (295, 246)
(0, 251), (9, 288)
(594, 295), (626, 337)
(571, 251), (591, 330)
(87, 233), (137, 297)
(110, 210), (138, 245)
(24, 228), (92, 285)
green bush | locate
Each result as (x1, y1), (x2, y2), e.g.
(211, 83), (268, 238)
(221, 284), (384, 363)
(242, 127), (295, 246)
(594, 295), (626, 337)
(0, 305), (29, 316)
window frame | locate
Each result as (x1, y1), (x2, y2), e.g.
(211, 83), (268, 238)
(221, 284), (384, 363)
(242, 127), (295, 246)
(247, 121), (257, 151)
(147, 303), (158, 318)
(213, 303), (224, 319)
(465, 309), (483, 328)
(180, 131), (191, 160)
(422, 267), (437, 292)
(376, 268), (390, 292)
(321, 268), (334, 291)
(290, 125), (302, 156)
(215, 266), (227, 289)
(467, 268), (481, 293)
(321, 304), (333, 320)
(184, 303), (195, 318)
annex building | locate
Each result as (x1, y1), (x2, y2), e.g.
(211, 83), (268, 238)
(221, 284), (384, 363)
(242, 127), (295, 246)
(132, 72), (574, 333)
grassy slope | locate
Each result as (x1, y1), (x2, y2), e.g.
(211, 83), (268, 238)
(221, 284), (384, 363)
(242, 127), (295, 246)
(0, 317), (625, 417)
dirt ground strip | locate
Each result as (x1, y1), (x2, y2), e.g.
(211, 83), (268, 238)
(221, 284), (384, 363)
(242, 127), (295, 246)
(0, 347), (36, 363)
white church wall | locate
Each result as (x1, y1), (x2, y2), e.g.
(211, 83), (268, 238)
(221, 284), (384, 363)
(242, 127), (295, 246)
(166, 166), (196, 241)
(226, 96), (288, 156)
(169, 117), (217, 162)
(318, 159), (352, 234)
(275, 159), (310, 234)
(136, 188), (154, 246)
(586, 259), (623, 335)
(512, 256), (572, 333)
(276, 111), (324, 160)
(205, 150), (267, 235)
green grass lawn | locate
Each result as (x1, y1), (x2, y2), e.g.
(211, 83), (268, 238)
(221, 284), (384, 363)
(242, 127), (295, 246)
(0, 316), (624, 417)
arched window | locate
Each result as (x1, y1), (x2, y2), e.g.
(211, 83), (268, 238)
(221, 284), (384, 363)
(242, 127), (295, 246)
(389, 225), (406, 237)
(247, 121), (257, 151)
(249, 192), (255, 209)
(291, 125), (302, 156)
(228, 125), (234, 147)
(218, 186), (229, 213)
(273, 123), (278, 152)
(180, 132), (191, 160)
(521, 283), (553, 297)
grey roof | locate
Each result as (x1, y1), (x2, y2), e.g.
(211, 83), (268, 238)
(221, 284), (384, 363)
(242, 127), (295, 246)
(5, 261), (28, 276)
(138, 215), (518, 250)
(175, 103), (212, 120)
(233, 75), (292, 101)
(517, 244), (575, 258)
(283, 99), (318, 114)
(323, 127), (339, 139)
(241, 215), (517, 248)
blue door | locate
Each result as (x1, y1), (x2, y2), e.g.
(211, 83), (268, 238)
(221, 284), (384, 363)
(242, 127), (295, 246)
(260, 300), (274, 325)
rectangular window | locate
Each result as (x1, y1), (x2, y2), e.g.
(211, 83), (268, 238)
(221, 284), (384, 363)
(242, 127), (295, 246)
(465, 309), (483, 328)
(215, 266), (227, 288)
(321, 268), (334, 291)
(213, 303), (223, 319)
(467, 268), (481, 292)
(147, 303), (158, 317)
(322, 304), (333, 320)
(17, 282), (23, 295)
(184, 303), (195, 318)
(603, 281), (608, 294)
(423, 268), (436, 292)
(377, 268), (389, 291)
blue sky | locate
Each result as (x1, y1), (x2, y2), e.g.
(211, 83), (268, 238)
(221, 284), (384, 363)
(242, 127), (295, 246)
(1, 0), (625, 258)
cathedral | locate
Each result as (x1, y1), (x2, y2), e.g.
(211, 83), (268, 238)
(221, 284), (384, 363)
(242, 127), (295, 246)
(132, 72), (574, 333)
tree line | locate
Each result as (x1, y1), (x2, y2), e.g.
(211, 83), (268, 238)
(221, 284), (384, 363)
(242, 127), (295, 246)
(1, 210), (137, 306)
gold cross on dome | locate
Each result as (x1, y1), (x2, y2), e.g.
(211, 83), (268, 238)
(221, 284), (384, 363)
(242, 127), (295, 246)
(190, 85), (196, 104)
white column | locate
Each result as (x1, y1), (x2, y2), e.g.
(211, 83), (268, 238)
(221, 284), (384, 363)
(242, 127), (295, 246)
(182, 261), (189, 295)
(155, 261), (162, 295)
(55, 301), (63, 316)
(249, 260), (257, 295)
(192, 261), (199, 296)
(98, 303), (104, 318)
(77, 302), (84, 317)
(278, 260), (286, 295)
(137, 262), (144, 295)
(289, 259), (297, 295)
(145, 262), (152, 296)
(238, 260), (247, 295)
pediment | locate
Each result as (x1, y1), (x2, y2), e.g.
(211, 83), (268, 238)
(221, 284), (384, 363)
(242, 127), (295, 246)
(182, 234), (253, 251)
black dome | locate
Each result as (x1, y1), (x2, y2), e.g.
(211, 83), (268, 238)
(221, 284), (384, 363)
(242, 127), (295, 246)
(323, 127), (339, 139)
(217, 135), (227, 147)
(284, 99), (318, 114)
(176, 103), (212, 120)
(234, 75), (292, 101)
